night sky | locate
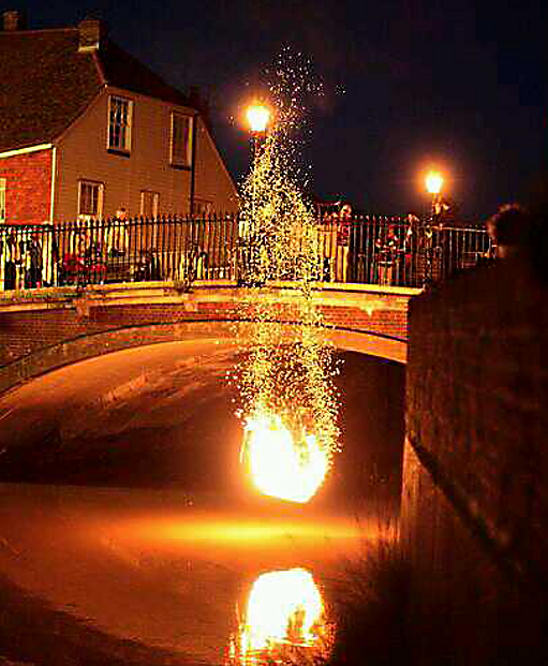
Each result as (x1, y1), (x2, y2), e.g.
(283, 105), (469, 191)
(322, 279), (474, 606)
(21, 0), (546, 219)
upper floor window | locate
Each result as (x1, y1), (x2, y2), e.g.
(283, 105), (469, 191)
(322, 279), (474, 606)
(170, 112), (193, 168)
(108, 96), (133, 153)
(78, 180), (104, 219)
(0, 178), (6, 223)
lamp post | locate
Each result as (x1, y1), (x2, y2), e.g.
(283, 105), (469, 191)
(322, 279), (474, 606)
(241, 103), (271, 286)
(246, 103), (270, 161)
(245, 102), (271, 228)
(423, 171), (444, 287)
(425, 171), (444, 220)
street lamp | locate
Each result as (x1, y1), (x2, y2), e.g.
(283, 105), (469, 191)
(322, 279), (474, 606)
(241, 102), (271, 286)
(246, 102), (271, 163)
(423, 170), (444, 287)
(425, 171), (444, 219)
(246, 103), (270, 134)
(425, 171), (443, 196)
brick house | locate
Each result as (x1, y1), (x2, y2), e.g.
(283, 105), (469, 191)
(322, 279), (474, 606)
(0, 11), (238, 225)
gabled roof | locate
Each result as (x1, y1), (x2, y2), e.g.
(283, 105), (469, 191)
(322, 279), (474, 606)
(98, 40), (190, 108)
(0, 26), (191, 153)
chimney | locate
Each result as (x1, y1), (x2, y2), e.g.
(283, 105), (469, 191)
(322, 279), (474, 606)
(78, 18), (104, 52)
(3, 10), (26, 31)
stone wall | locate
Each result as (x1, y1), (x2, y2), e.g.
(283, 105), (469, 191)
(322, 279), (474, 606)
(402, 257), (547, 662)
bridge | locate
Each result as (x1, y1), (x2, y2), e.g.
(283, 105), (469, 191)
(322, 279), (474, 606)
(0, 280), (414, 394)
(0, 212), (487, 391)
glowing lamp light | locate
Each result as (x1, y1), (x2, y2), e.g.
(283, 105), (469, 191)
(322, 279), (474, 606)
(246, 103), (271, 133)
(425, 171), (444, 195)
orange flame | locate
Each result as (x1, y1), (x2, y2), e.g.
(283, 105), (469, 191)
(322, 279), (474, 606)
(242, 413), (329, 503)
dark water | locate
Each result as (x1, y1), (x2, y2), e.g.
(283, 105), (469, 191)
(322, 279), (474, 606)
(0, 483), (385, 664)
(0, 351), (404, 664)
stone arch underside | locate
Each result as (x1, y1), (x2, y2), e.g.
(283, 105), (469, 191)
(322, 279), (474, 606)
(0, 327), (405, 496)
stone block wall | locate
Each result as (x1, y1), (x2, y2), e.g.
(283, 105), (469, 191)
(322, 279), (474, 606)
(402, 257), (547, 662)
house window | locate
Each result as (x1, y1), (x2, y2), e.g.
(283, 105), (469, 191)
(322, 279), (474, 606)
(108, 96), (133, 152)
(140, 190), (159, 218)
(192, 198), (213, 216)
(0, 178), (6, 223)
(170, 113), (193, 167)
(78, 180), (104, 219)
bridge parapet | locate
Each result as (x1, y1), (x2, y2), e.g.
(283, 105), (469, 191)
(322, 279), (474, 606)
(0, 281), (416, 395)
(402, 256), (547, 661)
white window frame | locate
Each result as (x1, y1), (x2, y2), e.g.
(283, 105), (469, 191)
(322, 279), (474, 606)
(140, 190), (160, 218)
(170, 112), (193, 168)
(0, 178), (6, 223)
(78, 179), (104, 220)
(107, 95), (133, 153)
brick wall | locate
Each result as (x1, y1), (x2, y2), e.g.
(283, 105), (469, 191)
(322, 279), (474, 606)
(318, 304), (407, 340)
(402, 257), (547, 662)
(0, 295), (408, 366)
(0, 301), (238, 367)
(0, 149), (53, 224)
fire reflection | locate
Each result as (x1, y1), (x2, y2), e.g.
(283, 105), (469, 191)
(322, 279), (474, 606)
(229, 567), (333, 664)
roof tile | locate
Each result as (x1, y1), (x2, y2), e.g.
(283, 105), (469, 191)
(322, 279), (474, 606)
(0, 29), (101, 151)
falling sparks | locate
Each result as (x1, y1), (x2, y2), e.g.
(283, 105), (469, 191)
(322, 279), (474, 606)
(232, 50), (340, 502)
(229, 568), (334, 664)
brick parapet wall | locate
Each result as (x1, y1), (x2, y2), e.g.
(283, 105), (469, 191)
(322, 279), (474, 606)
(0, 149), (53, 224)
(405, 257), (548, 587)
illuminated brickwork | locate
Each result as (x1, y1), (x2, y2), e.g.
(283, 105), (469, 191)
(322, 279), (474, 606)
(0, 149), (53, 224)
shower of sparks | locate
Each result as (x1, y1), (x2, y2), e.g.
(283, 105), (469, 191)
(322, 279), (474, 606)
(232, 50), (340, 502)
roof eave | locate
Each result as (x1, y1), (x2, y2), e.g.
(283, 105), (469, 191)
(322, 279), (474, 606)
(0, 143), (53, 159)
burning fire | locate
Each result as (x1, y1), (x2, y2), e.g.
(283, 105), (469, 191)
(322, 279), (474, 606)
(242, 413), (329, 503)
(230, 567), (332, 664)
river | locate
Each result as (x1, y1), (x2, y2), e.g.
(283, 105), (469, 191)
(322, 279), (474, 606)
(0, 483), (388, 664)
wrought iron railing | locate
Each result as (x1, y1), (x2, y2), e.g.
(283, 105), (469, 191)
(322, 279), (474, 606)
(0, 214), (490, 292)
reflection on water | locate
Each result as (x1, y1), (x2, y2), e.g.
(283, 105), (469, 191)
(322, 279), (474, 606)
(229, 567), (333, 665)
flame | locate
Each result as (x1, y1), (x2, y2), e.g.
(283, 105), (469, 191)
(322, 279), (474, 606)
(242, 413), (329, 503)
(231, 568), (333, 664)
